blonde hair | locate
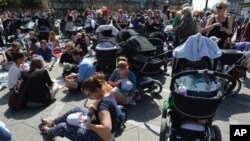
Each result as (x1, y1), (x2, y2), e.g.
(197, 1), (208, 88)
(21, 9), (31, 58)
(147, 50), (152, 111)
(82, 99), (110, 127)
(217, 1), (229, 9)
(65, 41), (75, 49)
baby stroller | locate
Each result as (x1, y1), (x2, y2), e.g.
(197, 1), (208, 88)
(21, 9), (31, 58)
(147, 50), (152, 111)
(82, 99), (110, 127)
(93, 24), (120, 77)
(36, 27), (49, 41)
(160, 69), (236, 141)
(217, 49), (250, 96)
(94, 41), (119, 78)
(120, 36), (169, 75)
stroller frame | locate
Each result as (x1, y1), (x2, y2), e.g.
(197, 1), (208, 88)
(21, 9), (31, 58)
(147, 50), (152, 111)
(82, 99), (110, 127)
(160, 70), (237, 141)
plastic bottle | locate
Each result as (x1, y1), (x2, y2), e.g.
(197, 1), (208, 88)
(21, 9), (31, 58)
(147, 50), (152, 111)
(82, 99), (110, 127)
(210, 82), (217, 91)
(178, 84), (188, 96)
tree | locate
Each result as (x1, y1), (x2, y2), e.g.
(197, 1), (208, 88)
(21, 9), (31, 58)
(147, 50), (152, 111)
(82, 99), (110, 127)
(0, 0), (8, 6)
(20, 0), (45, 10)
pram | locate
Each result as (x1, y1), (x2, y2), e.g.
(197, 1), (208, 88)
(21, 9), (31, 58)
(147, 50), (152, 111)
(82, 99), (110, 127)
(36, 27), (49, 41)
(93, 24), (120, 77)
(160, 69), (236, 141)
(94, 41), (118, 77)
(217, 49), (250, 96)
(119, 36), (169, 75)
(160, 34), (237, 141)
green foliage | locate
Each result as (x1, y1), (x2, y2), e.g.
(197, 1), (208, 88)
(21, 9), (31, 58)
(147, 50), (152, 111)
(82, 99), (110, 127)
(0, 0), (8, 6)
(20, 0), (45, 10)
(0, 0), (45, 9)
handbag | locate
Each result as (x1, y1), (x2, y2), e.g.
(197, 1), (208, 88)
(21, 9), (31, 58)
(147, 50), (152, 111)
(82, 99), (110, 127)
(8, 73), (28, 111)
(8, 85), (24, 111)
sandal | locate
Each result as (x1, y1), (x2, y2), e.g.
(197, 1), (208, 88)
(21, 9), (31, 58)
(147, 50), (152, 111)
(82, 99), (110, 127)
(40, 125), (50, 134)
(41, 118), (55, 127)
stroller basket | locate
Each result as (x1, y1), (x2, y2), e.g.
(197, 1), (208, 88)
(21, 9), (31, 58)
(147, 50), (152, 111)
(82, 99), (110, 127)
(172, 92), (222, 119)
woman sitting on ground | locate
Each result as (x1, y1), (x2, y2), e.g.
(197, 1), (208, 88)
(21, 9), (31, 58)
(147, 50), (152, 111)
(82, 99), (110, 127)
(108, 56), (136, 105)
(73, 32), (90, 56)
(22, 59), (59, 107)
(48, 31), (61, 52)
(40, 72), (120, 141)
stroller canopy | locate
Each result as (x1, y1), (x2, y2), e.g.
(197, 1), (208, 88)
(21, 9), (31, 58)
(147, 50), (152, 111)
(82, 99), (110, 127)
(126, 36), (156, 53)
(118, 29), (139, 42)
(173, 33), (222, 61)
(96, 24), (119, 36)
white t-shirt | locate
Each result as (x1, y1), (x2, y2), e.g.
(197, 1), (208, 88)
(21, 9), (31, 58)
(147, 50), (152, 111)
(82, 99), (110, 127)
(8, 63), (21, 89)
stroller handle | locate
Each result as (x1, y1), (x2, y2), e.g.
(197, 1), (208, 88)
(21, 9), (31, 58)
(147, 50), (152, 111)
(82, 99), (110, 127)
(93, 40), (119, 50)
(170, 69), (237, 96)
(95, 40), (118, 46)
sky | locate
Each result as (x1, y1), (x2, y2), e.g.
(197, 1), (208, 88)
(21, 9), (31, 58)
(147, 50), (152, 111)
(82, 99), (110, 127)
(192, 0), (220, 10)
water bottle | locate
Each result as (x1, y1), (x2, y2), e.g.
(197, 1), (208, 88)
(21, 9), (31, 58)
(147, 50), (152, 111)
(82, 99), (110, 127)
(210, 82), (217, 91)
(178, 84), (188, 96)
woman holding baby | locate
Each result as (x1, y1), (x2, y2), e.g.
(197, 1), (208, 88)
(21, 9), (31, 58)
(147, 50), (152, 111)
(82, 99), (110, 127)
(40, 72), (121, 141)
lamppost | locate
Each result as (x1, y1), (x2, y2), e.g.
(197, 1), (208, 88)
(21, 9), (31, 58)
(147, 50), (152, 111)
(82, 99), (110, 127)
(205, 0), (208, 11)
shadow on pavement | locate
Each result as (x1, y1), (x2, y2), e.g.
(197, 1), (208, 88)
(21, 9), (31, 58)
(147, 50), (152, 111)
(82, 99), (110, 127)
(0, 92), (10, 105)
(216, 93), (250, 121)
(242, 77), (250, 89)
(60, 90), (86, 102)
(4, 106), (45, 120)
(127, 95), (162, 122)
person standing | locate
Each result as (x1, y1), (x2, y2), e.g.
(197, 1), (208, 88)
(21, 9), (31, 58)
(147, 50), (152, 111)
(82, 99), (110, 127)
(205, 2), (233, 49)
(172, 7), (197, 46)
(0, 18), (4, 47)
(241, 21), (250, 42)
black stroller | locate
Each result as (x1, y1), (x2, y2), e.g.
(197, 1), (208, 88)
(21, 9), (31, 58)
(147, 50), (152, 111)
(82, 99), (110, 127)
(94, 41), (119, 78)
(217, 49), (250, 96)
(160, 69), (236, 141)
(120, 36), (170, 75)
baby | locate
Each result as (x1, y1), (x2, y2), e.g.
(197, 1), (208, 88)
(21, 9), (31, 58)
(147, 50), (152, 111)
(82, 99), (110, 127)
(66, 112), (91, 128)
(20, 63), (30, 72)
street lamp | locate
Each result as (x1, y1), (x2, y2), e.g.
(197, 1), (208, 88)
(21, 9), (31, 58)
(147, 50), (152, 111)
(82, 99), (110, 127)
(205, 0), (208, 11)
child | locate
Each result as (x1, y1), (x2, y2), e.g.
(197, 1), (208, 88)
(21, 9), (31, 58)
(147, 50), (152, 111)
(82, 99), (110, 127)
(66, 112), (91, 128)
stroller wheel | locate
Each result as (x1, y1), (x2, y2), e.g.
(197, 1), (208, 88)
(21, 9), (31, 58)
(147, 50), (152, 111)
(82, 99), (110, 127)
(224, 79), (241, 96)
(152, 80), (163, 94)
(160, 109), (170, 141)
(212, 125), (221, 141)
(134, 87), (145, 102)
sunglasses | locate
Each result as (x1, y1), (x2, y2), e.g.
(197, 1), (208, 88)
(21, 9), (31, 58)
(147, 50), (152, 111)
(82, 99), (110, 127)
(216, 6), (223, 9)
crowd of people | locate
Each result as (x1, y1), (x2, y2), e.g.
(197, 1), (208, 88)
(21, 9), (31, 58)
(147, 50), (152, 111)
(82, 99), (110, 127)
(0, 0), (250, 141)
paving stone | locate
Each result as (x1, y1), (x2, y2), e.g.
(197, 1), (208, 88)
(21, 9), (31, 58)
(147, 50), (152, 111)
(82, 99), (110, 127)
(138, 126), (159, 141)
(10, 123), (37, 141)
(116, 127), (139, 141)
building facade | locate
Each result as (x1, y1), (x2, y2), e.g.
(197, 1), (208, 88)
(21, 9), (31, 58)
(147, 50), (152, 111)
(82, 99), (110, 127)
(241, 0), (250, 16)
(228, 0), (244, 14)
